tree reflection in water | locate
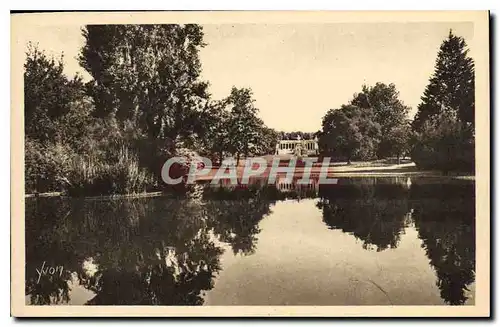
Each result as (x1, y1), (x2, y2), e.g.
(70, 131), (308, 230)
(26, 197), (225, 305)
(25, 176), (475, 306)
(25, 184), (276, 305)
(25, 198), (79, 305)
(410, 180), (475, 305)
(317, 177), (411, 251)
(317, 177), (475, 305)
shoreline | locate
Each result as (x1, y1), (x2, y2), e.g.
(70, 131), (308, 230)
(25, 191), (166, 200)
(25, 166), (475, 199)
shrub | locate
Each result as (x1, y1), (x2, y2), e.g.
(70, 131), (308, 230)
(25, 138), (73, 194)
(65, 147), (154, 197)
(411, 110), (474, 173)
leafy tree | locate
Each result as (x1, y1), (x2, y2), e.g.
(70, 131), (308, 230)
(198, 99), (231, 164)
(225, 87), (263, 164)
(55, 98), (96, 151)
(24, 44), (92, 193)
(411, 109), (474, 172)
(78, 24), (210, 183)
(385, 121), (412, 163)
(79, 24), (209, 143)
(413, 30), (475, 131)
(258, 127), (279, 155)
(24, 43), (84, 144)
(319, 105), (381, 163)
(351, 82), (410, 158)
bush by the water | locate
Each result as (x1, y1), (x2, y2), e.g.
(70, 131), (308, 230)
(25, 137), (155, 196)
(25, 138), (71, 194)
(65, 147), (154, 197)
(411, 110), (475, 173)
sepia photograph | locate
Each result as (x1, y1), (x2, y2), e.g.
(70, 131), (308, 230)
(10, 11), (490, 317)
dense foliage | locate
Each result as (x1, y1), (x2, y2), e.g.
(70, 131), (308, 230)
(318, 83), (409, 163)
(25, 25), (277, 195)
(319, 104), (381, 163)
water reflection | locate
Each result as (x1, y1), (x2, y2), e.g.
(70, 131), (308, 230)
(25, 176), (475, 306)
(26, 198), (226, 305)
(318, 177), (411, 251)
(411, 180), (476, 305)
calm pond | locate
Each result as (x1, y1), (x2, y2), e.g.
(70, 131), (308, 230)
(25, 176), (475, 306)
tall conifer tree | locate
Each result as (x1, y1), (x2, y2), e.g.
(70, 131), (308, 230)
(413, 30), (475, 131)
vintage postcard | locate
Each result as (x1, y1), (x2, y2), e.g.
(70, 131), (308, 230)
(11, 11), (490, 317)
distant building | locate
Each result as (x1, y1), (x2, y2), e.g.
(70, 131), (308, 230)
(275, 136), (318, 156)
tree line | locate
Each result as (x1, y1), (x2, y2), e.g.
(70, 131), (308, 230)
(24, 27), (475, 195)
(25, 25), (278, 195)
(318, 30), (475, 173)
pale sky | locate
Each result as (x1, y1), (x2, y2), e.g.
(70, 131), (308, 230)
(18, 22), (474, 132)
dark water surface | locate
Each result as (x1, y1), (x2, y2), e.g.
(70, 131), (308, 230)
(25, 177), (475, 306)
